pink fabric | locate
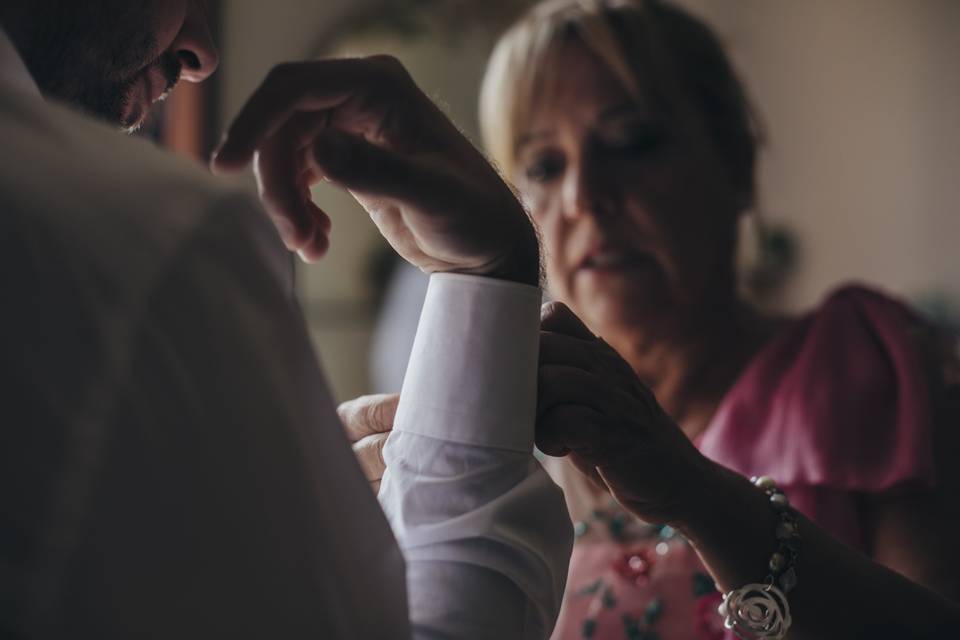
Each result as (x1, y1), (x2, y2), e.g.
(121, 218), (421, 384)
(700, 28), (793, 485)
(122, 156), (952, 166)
(699, 284), (936, 549)
(553, 539), (724, 640)
(550, 285), (937, 639)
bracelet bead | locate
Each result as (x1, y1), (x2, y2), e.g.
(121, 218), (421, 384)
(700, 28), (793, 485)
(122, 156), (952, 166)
(719, 476), (800, 640)
(769, 492), (789, 510)
(769, 552), (787, 572)
(775, 522), (796, 540)
(754, 475), (777, 491)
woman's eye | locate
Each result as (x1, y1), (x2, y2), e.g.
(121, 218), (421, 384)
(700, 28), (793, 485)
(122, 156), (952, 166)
(524, 154), (565, 183)
(601, 125), (666, 155)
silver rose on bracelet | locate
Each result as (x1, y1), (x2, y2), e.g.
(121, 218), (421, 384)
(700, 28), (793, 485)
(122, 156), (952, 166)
(718, 476), (799, 640)
(719, 583), (792, 640)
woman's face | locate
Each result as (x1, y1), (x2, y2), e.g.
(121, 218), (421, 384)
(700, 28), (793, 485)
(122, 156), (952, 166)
(514, 41), (743, 336)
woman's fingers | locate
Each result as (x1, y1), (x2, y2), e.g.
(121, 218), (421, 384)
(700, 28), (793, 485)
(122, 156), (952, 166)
(536, 404), (605, 457)
(568, 452), (608, 491)
(539, 331), (597, 370)
(540, 301), (595, 340)
(540, 331), (636, 385)
(540, 309), (658, 402)
(537, 364), (614, 418)
(337, 393), (400, 443)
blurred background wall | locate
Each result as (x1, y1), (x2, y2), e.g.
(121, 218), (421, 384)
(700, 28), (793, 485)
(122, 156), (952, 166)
(209, 0), (960, 402)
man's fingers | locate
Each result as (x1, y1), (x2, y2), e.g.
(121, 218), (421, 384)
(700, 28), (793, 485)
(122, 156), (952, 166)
(211, 57), (405, 172)
(540, 302), (595, 340)
(352, 432), (389, 483)
(338, 393), (400, 442)
(309, 131), (465, 217)
(537, 364), (612, 419)
(253, 113), (330, 250)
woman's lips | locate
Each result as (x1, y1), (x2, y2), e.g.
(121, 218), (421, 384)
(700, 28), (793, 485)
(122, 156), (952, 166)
(578, 249), (655, 272)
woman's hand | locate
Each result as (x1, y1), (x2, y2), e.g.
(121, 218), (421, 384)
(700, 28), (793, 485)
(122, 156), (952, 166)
(338, 393), (398, 494)
(211, 56), (538, 285)
(537, 302), (714, 525)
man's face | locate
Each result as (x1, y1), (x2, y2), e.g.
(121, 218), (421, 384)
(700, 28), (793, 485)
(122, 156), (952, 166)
(9, 0), (218, 130)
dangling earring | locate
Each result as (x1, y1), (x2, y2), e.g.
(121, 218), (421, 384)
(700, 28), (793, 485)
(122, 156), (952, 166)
(738, 204), (797, 302)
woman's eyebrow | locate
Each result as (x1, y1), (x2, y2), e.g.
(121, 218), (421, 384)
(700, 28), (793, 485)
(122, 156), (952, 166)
(515, 130), (556, 154)
(597, 102), (646, 121)
(514, 102), (648, 153)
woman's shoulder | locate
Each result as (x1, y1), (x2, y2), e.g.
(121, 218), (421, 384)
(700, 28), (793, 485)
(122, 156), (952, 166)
(812, 283), (920, 331)
(699, 282), (938, 493)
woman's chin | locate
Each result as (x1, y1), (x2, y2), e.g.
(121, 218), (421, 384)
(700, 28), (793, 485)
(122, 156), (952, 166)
(576, 287), (672, 336)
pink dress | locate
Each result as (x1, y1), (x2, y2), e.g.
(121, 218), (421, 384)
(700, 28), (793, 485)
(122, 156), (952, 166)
(547, 286), (939, 639)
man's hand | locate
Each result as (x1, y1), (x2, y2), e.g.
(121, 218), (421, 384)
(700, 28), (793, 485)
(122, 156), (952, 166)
(211, 56), (539, 286)
(337, 393), (399, 494)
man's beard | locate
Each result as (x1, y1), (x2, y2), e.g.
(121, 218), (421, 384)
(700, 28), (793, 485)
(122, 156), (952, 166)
(3, 1), (181, 130)
(111, 53), (182, 131)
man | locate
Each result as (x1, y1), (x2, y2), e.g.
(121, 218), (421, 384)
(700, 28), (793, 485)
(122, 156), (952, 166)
(0, 1), (571, 637)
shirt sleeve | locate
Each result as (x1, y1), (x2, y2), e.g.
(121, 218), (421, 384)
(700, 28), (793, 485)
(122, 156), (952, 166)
(379, 274), (574, 640)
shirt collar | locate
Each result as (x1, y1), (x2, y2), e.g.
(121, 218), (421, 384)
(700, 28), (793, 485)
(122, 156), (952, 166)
(0, 27), (42, 99)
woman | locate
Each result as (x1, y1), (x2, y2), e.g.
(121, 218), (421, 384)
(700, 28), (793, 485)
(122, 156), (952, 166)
(476, 0), (960, 638)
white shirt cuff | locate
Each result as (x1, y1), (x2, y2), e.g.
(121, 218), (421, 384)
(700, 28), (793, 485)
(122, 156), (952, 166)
(395, 273), (542, 452)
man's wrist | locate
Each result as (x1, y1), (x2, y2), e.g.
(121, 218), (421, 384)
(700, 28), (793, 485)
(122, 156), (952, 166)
(477, 223), (541, 287)
(396, 272), (541, 450)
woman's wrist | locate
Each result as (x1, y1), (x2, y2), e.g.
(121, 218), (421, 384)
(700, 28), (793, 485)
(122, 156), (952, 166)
(662, 454), (731, 533)
(673, 459), (783, 591)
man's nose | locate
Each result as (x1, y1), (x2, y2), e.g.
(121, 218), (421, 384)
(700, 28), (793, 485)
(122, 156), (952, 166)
(171, 1), (219, 83)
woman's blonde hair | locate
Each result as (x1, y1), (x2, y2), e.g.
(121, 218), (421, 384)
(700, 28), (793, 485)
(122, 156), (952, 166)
(479, 0), (761, 208)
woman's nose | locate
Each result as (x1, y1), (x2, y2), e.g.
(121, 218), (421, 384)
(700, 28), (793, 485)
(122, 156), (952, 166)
(561, 162), (611, 221)
(171, 1), (219, 83)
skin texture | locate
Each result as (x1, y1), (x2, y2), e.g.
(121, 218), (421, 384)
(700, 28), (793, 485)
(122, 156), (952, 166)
(516, 42), (739, 334)
(339, 393), (399, 495)
(211, 56), (540, 284)
(537, 301), (960, 639)
(1, 3), (539, 278)
(344, 34), (960, 640)
(514, 40), (774, 438)
(518, 41), (960, 639)
(0, 0), (218, 129)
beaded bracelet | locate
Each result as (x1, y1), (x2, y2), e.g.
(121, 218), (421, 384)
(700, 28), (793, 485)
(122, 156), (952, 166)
(718, 476), (800, 640)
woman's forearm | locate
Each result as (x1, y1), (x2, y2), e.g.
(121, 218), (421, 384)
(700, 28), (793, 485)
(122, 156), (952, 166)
(678, 461), (960, 639)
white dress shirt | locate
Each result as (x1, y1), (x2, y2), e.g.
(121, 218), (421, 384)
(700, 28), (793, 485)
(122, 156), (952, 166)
(0, 28), (571, 639)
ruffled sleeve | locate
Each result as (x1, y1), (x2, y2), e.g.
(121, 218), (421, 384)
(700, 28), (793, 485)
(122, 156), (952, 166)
(699, 285), (936, 497)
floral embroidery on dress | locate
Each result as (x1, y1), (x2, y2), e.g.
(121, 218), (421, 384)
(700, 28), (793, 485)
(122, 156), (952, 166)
(567, 502), (724, 639)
